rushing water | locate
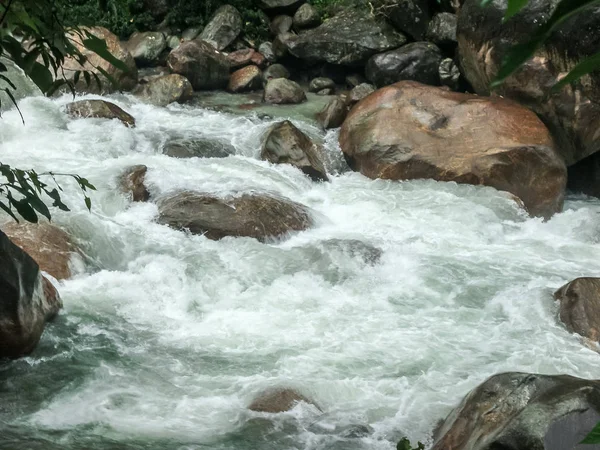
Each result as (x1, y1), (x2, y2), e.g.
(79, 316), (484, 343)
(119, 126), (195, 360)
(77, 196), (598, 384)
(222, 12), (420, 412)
(1, 93), (600, 450)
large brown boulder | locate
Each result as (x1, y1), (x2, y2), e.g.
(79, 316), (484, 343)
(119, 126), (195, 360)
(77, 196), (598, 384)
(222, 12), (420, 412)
(339, 81), (567, 218)
(228, 65), (262, 92)
(248, 388), (320, 413)
(457, 0), (600, 166)
(167, 40), (230, 90)
(554, 278), (600, 342)
(2, 222), (78, 281)
(157, 191), (313, 242)
(261, 120), (328, 181)
(65, 100), (135, 127)
(431, 372), (600, 450)
(134, 74), (193, 107)
(120, 165), (150, 202)
(0, 230), (62, 358)
(62, 27), (138, 93)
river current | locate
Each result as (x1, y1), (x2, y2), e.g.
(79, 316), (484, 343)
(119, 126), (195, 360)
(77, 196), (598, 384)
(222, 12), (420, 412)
(1, 93), (599, 450)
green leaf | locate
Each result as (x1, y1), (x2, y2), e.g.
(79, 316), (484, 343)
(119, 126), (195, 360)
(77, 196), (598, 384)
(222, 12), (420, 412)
(0, 200), (19, 222)
(28, 61), (54, 93)
(76, 176), (96, 191)
(12, 198), (38, 223)
(581, 422), (600, 444)
(3, 88), (24, 124)
(81, 34), (130, 73)
(552, 51), (600, 91)
(504, 0), (529, 20)
(84, 196), (91, 211)
(26, 192), (52, 221)
(45, 188), (70, 211)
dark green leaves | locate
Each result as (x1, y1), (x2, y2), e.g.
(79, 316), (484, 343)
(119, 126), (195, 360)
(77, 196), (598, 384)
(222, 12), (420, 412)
(581, 422), (600, 444)
(504, 0), (530, 20)
(553, 52), (600, 91)
(397, 438), (425, 450)
(81, 32), (130, 73)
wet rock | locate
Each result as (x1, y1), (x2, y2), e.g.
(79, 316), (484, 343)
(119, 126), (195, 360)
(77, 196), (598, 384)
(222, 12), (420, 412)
(457, 0), (600, 166)
(163, 138), (235, 159)
(125, 31), (167, 67)
(372, 0), (431, 40)
(248, 388), (320, 413)
(263, 63), (290, 81)
(167, 40), (230, 90)
(250, 52), (267, 68)
(286, 9), (407, 65)
(0, 229), (62, 358)
(348, 83), (375, 105)
(167, 35), (181, 50)
(320, 239), (382, 265)
(554, 278), (600, 342)
(157, 191), (313, 241)
(228, 65), (263, 92)
(426, 13), (457, 47)
(120, 165), (150, 202)
(134, 74), (193, 106)
(316, 95), (348, 130)
(366, 42), (442, 88)
(316, 88), (333, 96)
(309, 77), (335, 93)
(228, 48), (257, 69)
(293, 3), (321, 29)
(182, 27), (203, 42)
(271, 15), (294, 35)
(261, 120), (328, 181)
(432, 372), (600, 450)
(65, 100), (135, 127)
(259, 42), (276, 62)
(272, 32), (296, 59)
(199, 5), (242, 51)
(264, 78), (306, 104)
(2, 222), (77, 280)
(439, 58), (461, 91)
(339, 81), (567, 219)
(0, 57), (41, 112)
(62, 27), (138, 93)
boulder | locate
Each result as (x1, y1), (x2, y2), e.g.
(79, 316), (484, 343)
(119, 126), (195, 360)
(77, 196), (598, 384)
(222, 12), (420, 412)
(348, 83), (375, 104)
(125, 31), (167, 67)
(271, 15), (294, 35)
(182, 27), (203, 42)
(134, 74), (193, 107)
(248, 388), (320, 413)
(431, 372), (600, 450)
(293, 3), (321, 29)
(0, 230), (62, 358)
(167, 35), (182, 50)
(457, 0), (600, 166)
(286, 9), (407, 65)
(167, 40), (230, 90)
(261, 120), (328, 181)
(272, 32), (296, 59)
(372, 0), (431, 40)
(65, 100), (135, 127)
(250, 52), (267, 68)
(163, 138), (235, 158)
(120, 165), (150, 202)
(62, 27), (138, 93)
(228, 48), (257, 69)
(0, 57), (42, 113)
(2, 222), (77, 280)
(263, 63), (290, 81)
(339, 81), (567, 218)
(439, 57), (461, 90)
(309, 77), (335, 93)
(366, 42), (442, 88)
(157, 191), (312, 241)
(264, 78), (306, 104)
(554, 278), (600, 342)
(427, 13), (457, 48)
(199, 5), (242, 51)
(259, 42), (276, 62)
(228, 65), (263, 92)
(258, 0), (305, 11)
(316, 95), (348, 129)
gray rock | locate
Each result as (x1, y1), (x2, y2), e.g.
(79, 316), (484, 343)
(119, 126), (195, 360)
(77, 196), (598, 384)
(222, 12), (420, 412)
(271, 15), (294, 35)
(259, 42), (276, 62)
(167, 35), (181, 49)
(264, 78), (306, 104)
(366, 42), (442, 88)
(286, 9), (407, 65)
(120, 165), (150, 202)
(426, 12), (457, 46)
(181, 27), (203, 41)
(125, 31), (167, 66)
(65, 100), (135, 127)
(372, 0), (431, 40)
(316, 88), (333, 95)
(309, 77), (335, 93)
(293, 3), (321, 29)
(167, 40), (230, 90)
(134, 74), (193, 106)
(163, 138), (235, 159)
(316, 95), (348, 129)
(199, 5), (242, 50)
(439, 58), (460, 90)
(348, 83), (375, 104)
(263, 63), (290, 81)
(272, 32), (296, 58)
(554, 278), (600, 342)
(249, 388), (320, 412)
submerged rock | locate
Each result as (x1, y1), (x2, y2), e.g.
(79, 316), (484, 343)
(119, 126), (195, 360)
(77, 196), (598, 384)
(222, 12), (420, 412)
(264, 78), (306, 104)
(249, 388), (320, 413)
(65, 100), (136, 127)
(163, 138), (235, 159)
(199, 5), (243, 51)
(432, 372), (600, 450)
(157, 191), (313, 241)
(339, 81), (567, 219)
(320, 239), (382, 265)
(554, 278), (600, 342)
(261, 120), (328, 181)
(167, 40), (230, 90)
(120, 165), (150, 202)
(134, 74), (193, 106)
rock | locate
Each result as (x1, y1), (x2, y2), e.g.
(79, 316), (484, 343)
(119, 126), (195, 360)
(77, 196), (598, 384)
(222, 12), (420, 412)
(181, 27), (203, 42)
(264, 78), (306, 104)
(554, 278), (600, 342)
(248, 388), (320, 413)
(250, 52), (267, 68)
(339, 81), (567, 218)
(137, 66), (170, 83)
(366, 42), (442, 88)
(426, 13), (457, 47)
(258, 0), (305, 11)
(163, 138), (235, 159)
(157, 191), (312, 241)
(228, 48), (256, 69)
(372, 0), (431, 40)
(134, 74), (193, 107)
(316, 88), (333, 95)
(316, 95), (348, 129)
(271, 15), (294, 35)
(309, 77), (335, 93)
(259, 42), (276, 62)
(167, 35), (181, 50)
(125, 31), (167, 67)
(261, 120), (328, 181)
(293, 3), (321, 29)
(228, 65), (263, 92)
(348, 83), (375, 104)
(439, 58), (461, 90)
(167, 40), (230, 90)
(457, 0), (600, 166)
(65, 100), (135, 127)
(263, 63), (290, 81)
(0, 230), (62, 358)
(2, 222), (77, 280)
(199, 5), (242, 51)
(120, 165), (150, 202)
(286, 9), (407, 65)
(272, 32), (296, 59)
(346, 74), (366, 88)
(432, 372), (600, 450)
(0, 57), (42, 112)
(62, 27), (137, 93)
